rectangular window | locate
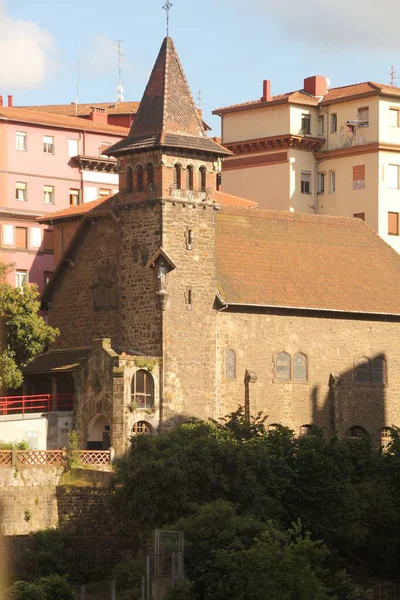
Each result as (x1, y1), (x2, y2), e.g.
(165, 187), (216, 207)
(100, 142), (111, 157)
(30, 227), (42, 248)
(318, 172), (325, 193)
(68, 139), (79, 157)
(26, 431), (38, 450)
(354, 213), (365, 221)
(388, 212), (399, 235)
(301, 114), (311, 135)
(43, 135), (54, 154)
(43, 185), (54, 204)
(15, 227), (28, 249)
(99, 188), (111, 198)
(330, 170), (336, 193)
(15, 182), (27, 201)
(331, 113), (337, 133)
(357, 106), (369, 127)
(44, 271), (53, 287)
(389, 108), (400, 127)
(2, 224), (13, 245)
(318, 115), (325, 136)
(388, 164), (400, 189)
(16, 270), (28, 288)
(69, 189), (80, 206)
(15, 131), (27, 151)
(352, 164), (365, 190)
(301, 171), (311, 194)
(43, 229), (54, 251)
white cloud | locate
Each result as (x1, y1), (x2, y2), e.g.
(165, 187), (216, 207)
(86, 35), (119, 74)
(0, 1), (57, 90)
(231, 0), (400, 51)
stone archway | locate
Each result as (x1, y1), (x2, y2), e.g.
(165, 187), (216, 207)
(87, 414), (111, 450)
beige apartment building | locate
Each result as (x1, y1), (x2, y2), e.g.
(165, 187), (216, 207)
(214, 77), (400, 252)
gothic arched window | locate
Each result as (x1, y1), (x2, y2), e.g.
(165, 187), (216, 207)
(93, 260), (118, 311)
(371, 356), (386, 384)
(226, 349), (236, 379)
(186, 165), (194, 191)
(126, 166), (133, 193)
(147, 163), (154, 188)
(199, 166), (207, 192)
(136, 164), (144, 192)
(355, 357), (370, 384)
(275, 352), (291, 381)
(131, 370), (154, 409)
(173, 164), (182, 190)
(346, 426), (367, 440)
(293, 352), (308, 381)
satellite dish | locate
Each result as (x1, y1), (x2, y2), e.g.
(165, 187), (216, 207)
(325, 78), (332, 90)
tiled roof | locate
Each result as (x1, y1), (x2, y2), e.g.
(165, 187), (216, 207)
(0, 107), (129, 135)
(23, 348), (90, 374)
(216, 207), (400, 315)
(105, 37), (231, 157)
(19, 101), (140, 116)
(213, 91), (319, 115)
(215, 191), (257, 207)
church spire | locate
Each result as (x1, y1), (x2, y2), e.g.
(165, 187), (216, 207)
(105, 37), (230, 158)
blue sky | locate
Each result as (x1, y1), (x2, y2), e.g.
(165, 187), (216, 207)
(3, 0), (400, 133)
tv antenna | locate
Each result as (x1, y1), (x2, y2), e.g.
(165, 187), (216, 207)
(196, 89), (204, 110)
(75, 46), (81, 117)
(390, 66), (399, 87)
(116, 40), (125, 103)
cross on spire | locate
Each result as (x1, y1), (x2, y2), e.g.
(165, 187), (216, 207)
(162, 1), (173, 36)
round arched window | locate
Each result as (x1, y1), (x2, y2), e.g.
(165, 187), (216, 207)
(132, 421), (154, 436)
(131, 370), (155, 409)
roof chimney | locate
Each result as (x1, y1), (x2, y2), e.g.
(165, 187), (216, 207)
(303, 76), (327, 97)
(89, 106), (108, 124)
(261, 80), (271, 102)
(7, 95), (13, 107)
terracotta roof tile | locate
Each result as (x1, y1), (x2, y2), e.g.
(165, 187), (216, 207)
(215, 191), (257, 207)
(19, 101), (140, 116)
(38, 195), (116, 223)
(216, 207), (400, 315)
(0, 107), (129, 135)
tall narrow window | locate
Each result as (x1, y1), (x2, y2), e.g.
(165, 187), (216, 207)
(275, 352), (291, 381)
(43, 185), (54, 204)
(301, 171), (311, 194)
(318, 116), (325, 136)
(136, 164), (144, 192)
(186, 165), (194, 191)
(2, 225), (13, 246)
(131, 370), (154, 409)
(15, 182), (27, 201)
(199, 166), (207, 192)
(371, 356), (386, 384)
(331, 113), (337, 133)
(70, 189), (80, 206)
(388, 164), (400, 189)
(43, 135), (54, 154)
(330, 170), (336, 193)
(16, 270), (28, 288)
(380, 427), (393, 450)
(173, 164), (182, 190)
(318, 173), (325, 193)
(30, 228), (42, 248)
(15, 227), (27, 249)
(126, 166), (134, 193)
(226, 349), (236, 379)
(147, 163), (154, 188)
(301, 114), (311, 135)
(293, 353), (307, 381)
(355, 357), (370, 384)
(16, 132), (27, 151)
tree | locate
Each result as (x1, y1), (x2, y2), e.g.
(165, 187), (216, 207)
(0, 264), (58, 389)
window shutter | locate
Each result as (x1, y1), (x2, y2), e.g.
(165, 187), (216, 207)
(43, 230), (54, 251)
(15, 227), (27, 249)
(388, 212), (399, 235)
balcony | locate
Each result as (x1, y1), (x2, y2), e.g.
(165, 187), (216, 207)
(71, 154), (118, 173)
(0, 393), (74, 416)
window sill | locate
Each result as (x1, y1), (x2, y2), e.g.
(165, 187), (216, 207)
(301, 192), (312, 195)
(273, 379), (309, 385)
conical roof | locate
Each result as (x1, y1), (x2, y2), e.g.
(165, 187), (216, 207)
(104, 37), (230, 157)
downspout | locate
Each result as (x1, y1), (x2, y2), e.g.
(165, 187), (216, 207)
(215, 294), (228, 420)
(316, 105), (330, 214)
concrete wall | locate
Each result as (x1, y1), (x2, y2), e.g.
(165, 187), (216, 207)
(378, 98), (400, 144)
(378, 150), (400, 253)
(0, 414), (48, 450)
(222, 105), (290, 143)
(323, 97), (379, 151)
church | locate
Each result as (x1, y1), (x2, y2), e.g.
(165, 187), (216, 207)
(26, 36), (400, 455)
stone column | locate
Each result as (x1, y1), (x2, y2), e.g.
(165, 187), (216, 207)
(51, 377), (58, 412)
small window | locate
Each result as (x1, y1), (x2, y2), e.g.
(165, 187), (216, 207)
(126, 166), (134, 193)
(173, 164), (182, 190)
(388, 212), (399, 236)
(355, 357), (370, 384)
(43, 229), (54, 251)
(293, 353), (307, 382)
(16, 270), (28, 288)
(132, 421), (154, 436)
(226, 349), (236, 379)
(15, 182), (27, 201)
(388, 164), (400, 189)
(15, 227), (27, 249)
(300, 425), (313, 438)
(185, 229), (194, 250)
(186, 165), (194, 191)
(275, 352), (291, 381)
(16, 132), (27, 151)
(331, 113), (337, 133)
(68, 139), (79, 157)
(136, 164), (144, 192)
(318, 115), (325, 136)
(199, 166), (207, 192)
(43, 135), (54, 154)
(346, 426), (367, 440)
(301, 114), (311, 135)
(380, 427), (393, 450)
(186, 286), (193, 310)
(301, 171), (311, 194)
(352, 164), (365, 190)
(371, 356), (386, 385)
(43, 185), (54, 204)
(27, 431), (38, 450)
(353, 213), (365, 221)
(329, 170), (336, 193)
(99, 188), (111, 198)
(147, 163), (154, 188)
(44, 271), (53, 287)
(2, 224), (13, 246)
(357, 107), (369, 127)
(389, 108), (400, 127)
(318, 172), (325, 193)
(131, 370), (155, 409)
(70, 189), (80, 206)
(30, 227), (42, 248)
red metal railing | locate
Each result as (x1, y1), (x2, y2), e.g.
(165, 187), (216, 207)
(0, 393), (74, 415)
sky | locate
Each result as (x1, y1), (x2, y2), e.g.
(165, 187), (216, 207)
(2, 0), (400, 134)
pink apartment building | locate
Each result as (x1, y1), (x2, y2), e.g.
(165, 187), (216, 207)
(0, 97), (128, 292)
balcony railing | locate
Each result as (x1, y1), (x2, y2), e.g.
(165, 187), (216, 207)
(0, 393), (74, 416)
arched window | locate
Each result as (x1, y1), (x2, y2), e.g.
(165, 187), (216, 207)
(293, 353), (307, 381)
(136, 164), (144, 192)
(371, 356), (386, 384)
(147, 163), (154, 188)
(226, 349), (236, 379)
(132, 421), (154, 436)
(199, 166), (207, 192)
(93, 260), (118, 311)
(380, 427), (394, 450)
(126, 166), (133, 193)
(346, 426), (367, 440)
(186, 165), (194, 191)
(355, 357), (370, 384)
(173, 164), (182, 190)
(300, 424), (313, 437)
(131, 370), (154, 409)
(268, 423), (280, 431)
(275, 352), (291, 381)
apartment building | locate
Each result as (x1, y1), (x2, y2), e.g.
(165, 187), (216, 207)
(213, 77), (400, 252)
(0, 98), (128, 291)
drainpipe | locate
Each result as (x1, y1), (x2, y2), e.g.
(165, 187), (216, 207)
(215, 295), (228, 420)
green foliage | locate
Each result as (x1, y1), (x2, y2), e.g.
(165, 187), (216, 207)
(134, 357), (157, 371)
(24, 509), (32, 522)
(0, 440), (29, 450)
(8, 580), (46, 600)
(0, 263), (58, 389)
(8, 575), (73, 600)
(66, 431), (82, 470)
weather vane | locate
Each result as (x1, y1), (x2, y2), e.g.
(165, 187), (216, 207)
(162, 1), (173, 36)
